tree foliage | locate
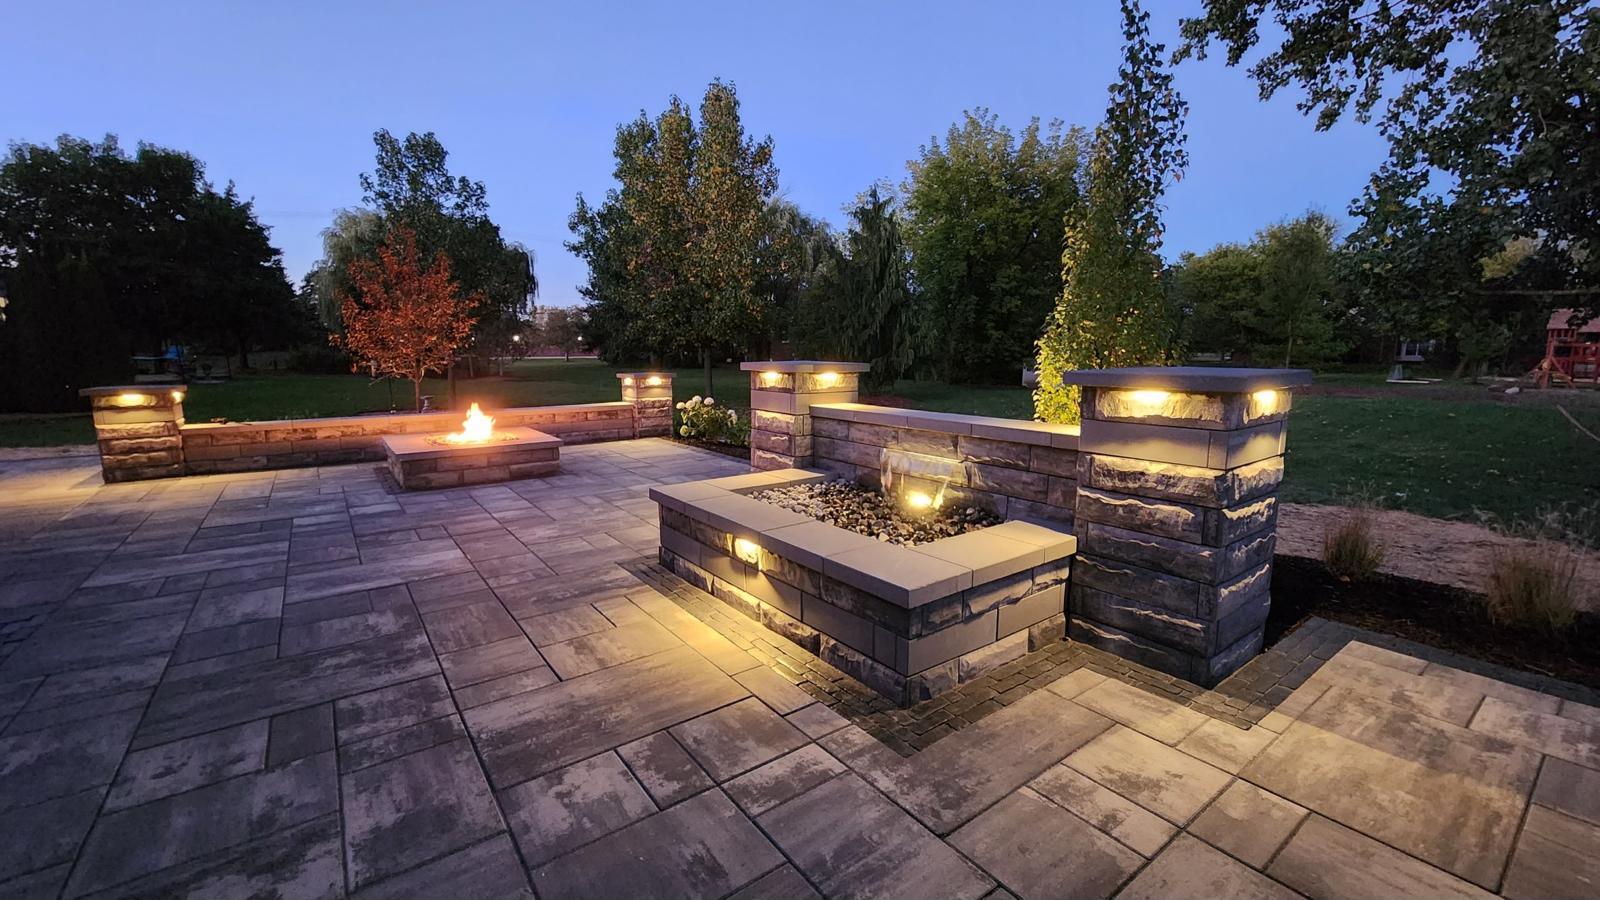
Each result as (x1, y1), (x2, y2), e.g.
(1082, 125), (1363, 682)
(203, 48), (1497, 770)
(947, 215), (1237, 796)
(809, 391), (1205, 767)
(1177, 0), (1600, 321)
(798, 187), (916, 391)
(568, 81), (779, 391)
(306, 131), (535, 360)
(902, 110), (1087, 383)
(1035, 0), (1188, 423)
(333, 226), (479, 411)
(0, 134), (302, 411)
(542, 307), (587, 360)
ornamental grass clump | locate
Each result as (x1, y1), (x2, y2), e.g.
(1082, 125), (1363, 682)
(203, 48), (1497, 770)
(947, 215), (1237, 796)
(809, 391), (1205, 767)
(1322, 504), (1385, 582)
(675, 396), (748, 446)
(1482, 507), (1589, 634)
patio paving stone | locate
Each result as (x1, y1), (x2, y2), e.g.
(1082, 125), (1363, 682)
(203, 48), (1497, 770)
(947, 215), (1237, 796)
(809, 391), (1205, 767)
(1120, 834), (1301, 900)
(532, 789), (781, 900)
(2, 440), (1597, 898)
(671, 697), (809, 782)
(340, 738), (504, 890)
(499, 751), (657, 866)
(1244, 684), (1539, 888)
(761, 773), (992, 900)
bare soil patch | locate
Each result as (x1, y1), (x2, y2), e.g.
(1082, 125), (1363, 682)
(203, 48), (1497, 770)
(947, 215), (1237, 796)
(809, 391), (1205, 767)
(1277, 502), (1600, 610)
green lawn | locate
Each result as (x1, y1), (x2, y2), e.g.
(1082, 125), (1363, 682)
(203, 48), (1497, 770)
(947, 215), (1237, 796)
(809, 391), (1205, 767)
(4, 360), (1596, 525)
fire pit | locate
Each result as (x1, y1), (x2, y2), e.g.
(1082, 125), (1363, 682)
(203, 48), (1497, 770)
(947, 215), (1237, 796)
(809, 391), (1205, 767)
(751, 480), (1000, 546)
(382, 403), (562, 489)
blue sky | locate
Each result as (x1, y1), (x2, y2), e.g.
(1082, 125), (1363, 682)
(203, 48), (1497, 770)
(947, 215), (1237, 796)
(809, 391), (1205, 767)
(5, 1), (1388, 308)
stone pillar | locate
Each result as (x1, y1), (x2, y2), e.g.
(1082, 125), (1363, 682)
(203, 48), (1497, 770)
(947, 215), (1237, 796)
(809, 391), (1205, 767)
(1061, 367), (1310, 686)
(80, 385), (188, 482)
(616, 372), (674, 438)
(741, 361), (869, 470)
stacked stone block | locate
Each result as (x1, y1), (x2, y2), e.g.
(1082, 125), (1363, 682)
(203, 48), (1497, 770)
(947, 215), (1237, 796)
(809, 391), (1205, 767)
(653, 472), (1076, 705)
(808, 406), (1079, 524)
(741, 361), (870, 470)
(616, 372), (674, 437)
(79, 386), (187, 482)
(1062, 368), (1310, 687)
(81, 392), (638, 481)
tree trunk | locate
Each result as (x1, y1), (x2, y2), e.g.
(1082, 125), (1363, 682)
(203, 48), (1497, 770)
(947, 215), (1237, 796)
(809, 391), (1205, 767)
(702, 347), (713, 397)
(448, 361), (458, 409)
(412, 373), (423, 412)
(236, 333), (250, 371)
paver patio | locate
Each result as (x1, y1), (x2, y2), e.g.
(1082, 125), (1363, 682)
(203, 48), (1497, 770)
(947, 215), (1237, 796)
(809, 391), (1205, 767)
(1, 438), (1597, 898)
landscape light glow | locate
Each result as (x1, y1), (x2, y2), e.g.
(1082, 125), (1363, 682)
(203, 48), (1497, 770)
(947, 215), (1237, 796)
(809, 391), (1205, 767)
(170, 390), (185, 403)
(1123, 389), (1172, 416)
(1252, 389), (1279, 413)
(760, 370), (781, 386)
(816, 371), (840, 387)
(733, 538), (761, 564)
(114, 392), (149, 407)
(645, 375), (663, 386)
(622, 376), (634, 386)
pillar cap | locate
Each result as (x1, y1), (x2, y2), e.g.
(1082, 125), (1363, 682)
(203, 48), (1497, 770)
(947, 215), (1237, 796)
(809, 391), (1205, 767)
(79, 385), (184, 397)
(739, 360), (871, 374)
(1060, 367), (1312, 393)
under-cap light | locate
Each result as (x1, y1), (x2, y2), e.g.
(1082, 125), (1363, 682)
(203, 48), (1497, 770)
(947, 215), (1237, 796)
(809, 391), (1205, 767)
(733, 538), (760, 564)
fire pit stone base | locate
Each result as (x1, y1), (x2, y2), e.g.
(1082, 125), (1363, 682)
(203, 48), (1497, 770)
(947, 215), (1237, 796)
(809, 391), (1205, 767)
(382, 427), (562, 489)
(652, 468), (1076, 705)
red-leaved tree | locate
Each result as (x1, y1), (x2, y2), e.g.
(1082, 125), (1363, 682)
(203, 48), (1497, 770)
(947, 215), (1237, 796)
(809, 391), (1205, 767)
(334, 226), (479, 411)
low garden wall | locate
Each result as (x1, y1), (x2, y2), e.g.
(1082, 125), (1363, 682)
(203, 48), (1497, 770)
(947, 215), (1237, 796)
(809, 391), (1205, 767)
(80, 375), (675, 482)
(809, 404), (1080, 526)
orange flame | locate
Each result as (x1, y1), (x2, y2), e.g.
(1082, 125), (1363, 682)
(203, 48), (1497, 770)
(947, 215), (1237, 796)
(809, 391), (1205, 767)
(444, 403), (496, 444)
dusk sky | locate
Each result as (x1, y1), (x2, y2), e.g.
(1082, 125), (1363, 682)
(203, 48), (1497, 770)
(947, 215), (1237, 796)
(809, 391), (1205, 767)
(6, 0), (1389, 308)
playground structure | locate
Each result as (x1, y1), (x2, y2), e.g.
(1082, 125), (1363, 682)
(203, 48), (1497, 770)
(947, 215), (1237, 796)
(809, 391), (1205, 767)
(1535, 309), (1600, 387)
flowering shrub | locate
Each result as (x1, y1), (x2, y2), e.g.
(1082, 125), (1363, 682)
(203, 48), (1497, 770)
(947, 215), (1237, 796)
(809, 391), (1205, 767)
(676, 395), (748, 445)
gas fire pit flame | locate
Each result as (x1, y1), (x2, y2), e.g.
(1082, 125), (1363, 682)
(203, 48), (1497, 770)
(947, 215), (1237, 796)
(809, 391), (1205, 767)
(445, 403), (496, 444)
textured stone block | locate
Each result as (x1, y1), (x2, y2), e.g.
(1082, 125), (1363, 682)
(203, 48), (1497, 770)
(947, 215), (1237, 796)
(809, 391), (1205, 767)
(958, 435), (1030, 468)
(1071, 583), (1210, 656)
(1079, 521), (1273, 585)
(966, 463), (1048, 502)
(1078, 453), (1283, 508)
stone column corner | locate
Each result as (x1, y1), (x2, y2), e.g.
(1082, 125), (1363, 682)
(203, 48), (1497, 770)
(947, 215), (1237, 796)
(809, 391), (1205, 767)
(1060, 366), (1312, 687)
(741, 360), (869, 471)
(616, 372), (674, 438)
(80, 385), (188, 483)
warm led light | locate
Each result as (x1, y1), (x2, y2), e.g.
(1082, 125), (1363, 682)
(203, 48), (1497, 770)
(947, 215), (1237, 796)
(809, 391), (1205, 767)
(645, 375), (663, 386)
(170, 390), (185, 403)
(816, 371), (840, 387)
(1252, 389), (1279, 413)
(114, 392), (149, 407)
(622, 376), (634, 386)
(733, 538), (761, 565)
(905, 491), (934, 510)
(1128, 389), (1170, 404)
(444, 403), (496, 444)
(760, 370), (781, 386)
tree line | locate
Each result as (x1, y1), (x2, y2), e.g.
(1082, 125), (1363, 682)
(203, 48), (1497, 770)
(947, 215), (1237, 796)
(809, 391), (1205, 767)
(0, 129), (541, 412)
(571, 0), (1596, 406)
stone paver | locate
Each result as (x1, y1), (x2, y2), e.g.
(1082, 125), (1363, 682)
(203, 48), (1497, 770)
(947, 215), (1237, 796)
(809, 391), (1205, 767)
(0, 442), (1595, 898)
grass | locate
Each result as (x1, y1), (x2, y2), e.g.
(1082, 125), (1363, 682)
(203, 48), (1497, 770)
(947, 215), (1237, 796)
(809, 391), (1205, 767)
(4, 359), (1597, 525)
(1278, 393), (1600, 522)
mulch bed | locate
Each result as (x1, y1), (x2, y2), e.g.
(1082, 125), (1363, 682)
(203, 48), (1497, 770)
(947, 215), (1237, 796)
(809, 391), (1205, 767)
(1268, 553), (1600, 690)
(671, 437), (749, 460)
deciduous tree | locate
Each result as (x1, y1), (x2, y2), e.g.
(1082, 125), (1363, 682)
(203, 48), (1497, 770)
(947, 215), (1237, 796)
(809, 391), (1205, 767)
(903, 111), (1087, 383)
(1177, 0), (1600, 314)
(334, 226), (479, 412)
(1035, 0), (1187, 423)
